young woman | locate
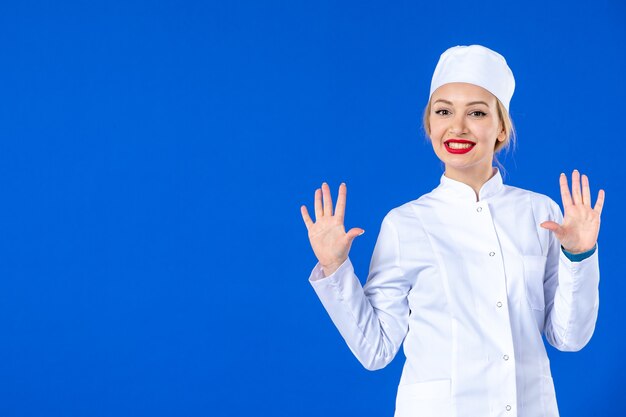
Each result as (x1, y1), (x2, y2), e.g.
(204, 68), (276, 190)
(300, 45), (604, 417)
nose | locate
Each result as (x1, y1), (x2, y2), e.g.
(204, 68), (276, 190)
(448, 114), (467, 135)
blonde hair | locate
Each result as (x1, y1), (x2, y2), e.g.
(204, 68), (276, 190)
(422, 98), (516, 153)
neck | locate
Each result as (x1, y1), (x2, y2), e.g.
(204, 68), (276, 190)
(444, 164), (497, 201)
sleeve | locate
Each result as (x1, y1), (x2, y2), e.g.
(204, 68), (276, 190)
(542, 201), (600, 352)
(308, 215), (411, 370)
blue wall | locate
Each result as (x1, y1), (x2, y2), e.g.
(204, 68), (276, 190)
(0, 1), (624, 415)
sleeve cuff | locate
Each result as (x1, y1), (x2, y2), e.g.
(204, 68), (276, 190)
(309, 258), (352, 283)
(562, 244), (597, 262)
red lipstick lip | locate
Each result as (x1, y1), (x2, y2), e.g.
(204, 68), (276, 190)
(444, 139), (476, 154)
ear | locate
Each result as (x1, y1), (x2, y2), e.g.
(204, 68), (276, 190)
(496, 125), (506, 142)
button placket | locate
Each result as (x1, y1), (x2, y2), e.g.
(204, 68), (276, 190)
(473, 199), (515, 412)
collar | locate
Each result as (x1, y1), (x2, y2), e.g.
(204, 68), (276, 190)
(436, 168), (504, 202)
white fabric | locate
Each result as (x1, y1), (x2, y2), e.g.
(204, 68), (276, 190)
(309, 170), (600, 417)
(430, 45), (515, 110)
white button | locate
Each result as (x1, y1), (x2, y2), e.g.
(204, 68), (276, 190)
(476, 207), (482, 212)
(503, 354), (509, 361)
(489, 252), (495, 257)
(506, 405), (512, 411)
(496, 301), (503, 308)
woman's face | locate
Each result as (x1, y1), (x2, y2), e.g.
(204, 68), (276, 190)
(428, 82), (505, 178)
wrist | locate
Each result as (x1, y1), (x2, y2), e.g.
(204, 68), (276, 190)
(321, 259), (346, 277)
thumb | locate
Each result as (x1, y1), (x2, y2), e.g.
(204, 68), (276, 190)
(346, 228), (365, 243)
(540, 221), (561, 233)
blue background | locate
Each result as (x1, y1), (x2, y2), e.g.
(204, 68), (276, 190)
(0, 1), (624, 416)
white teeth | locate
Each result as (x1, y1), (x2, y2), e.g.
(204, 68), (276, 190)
(447, 142), (474, 149)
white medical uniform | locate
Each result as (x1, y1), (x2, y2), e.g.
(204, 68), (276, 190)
(309, 170), (599, 417)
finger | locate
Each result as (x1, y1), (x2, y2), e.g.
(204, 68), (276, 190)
(314, 188), (323, 220)
(335, 183), (347, 223)
(559, 173), (573, 207)
(322, 182), (334, 216)
(571, 169), (582, 205)
(540, 220), (560, 232)
(540, 221), (564, 240)
(301, 205), (314, 230)
(346, 227), (365, 243)
(581, 174), (591, 207)
(594, 189), (605, 215)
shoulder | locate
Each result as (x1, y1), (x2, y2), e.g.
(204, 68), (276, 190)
(503, 183), (554, 203)
(383, 201), (416, 229)
(385, 192), (436, 222)
(502, 184), (561, 218)
(379, 195), (435, 242)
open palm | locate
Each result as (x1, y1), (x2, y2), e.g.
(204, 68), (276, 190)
(541, 170), (605, 254)
(301, 182), (364, 276)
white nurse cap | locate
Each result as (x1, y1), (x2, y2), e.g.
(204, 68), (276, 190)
(429, 45), (515, 111)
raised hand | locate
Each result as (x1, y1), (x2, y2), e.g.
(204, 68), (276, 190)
(540, 170), (605, 254)
(301, 182), (364, 276)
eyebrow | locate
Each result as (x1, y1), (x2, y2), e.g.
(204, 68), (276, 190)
(433, 99), (490, 107)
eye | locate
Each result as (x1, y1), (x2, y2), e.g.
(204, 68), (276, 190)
(434, 109), (451, 116)
(469, 110), (487, 117)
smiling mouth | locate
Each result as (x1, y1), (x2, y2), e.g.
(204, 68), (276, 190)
(444, 139), (476, 154)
